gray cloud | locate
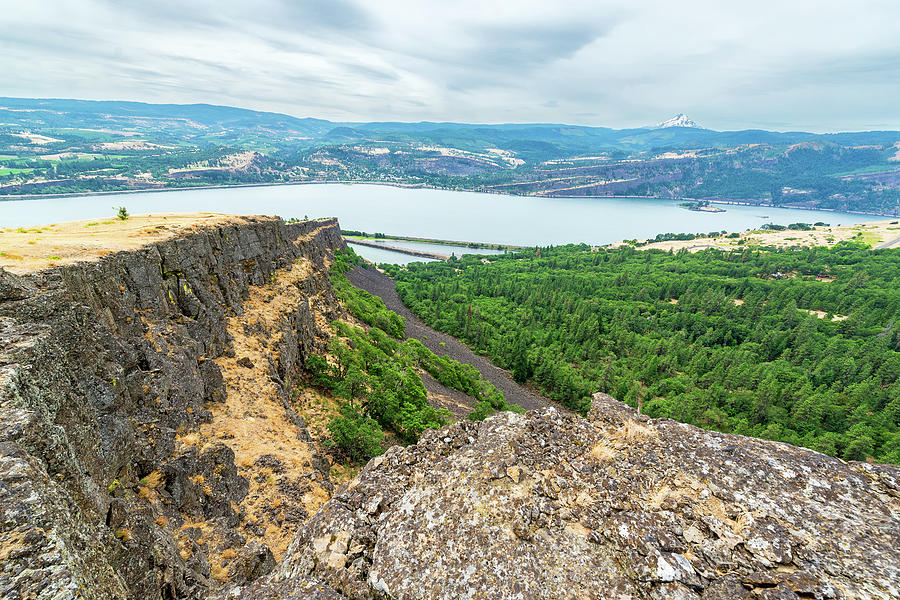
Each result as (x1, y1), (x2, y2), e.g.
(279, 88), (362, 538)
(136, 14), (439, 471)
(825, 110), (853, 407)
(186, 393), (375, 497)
(464, 21), (612, 70)
(2, 1), (899, 131)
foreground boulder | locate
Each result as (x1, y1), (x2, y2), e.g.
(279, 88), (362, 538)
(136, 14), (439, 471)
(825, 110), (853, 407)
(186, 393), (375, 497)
(244, 393), (898, 600)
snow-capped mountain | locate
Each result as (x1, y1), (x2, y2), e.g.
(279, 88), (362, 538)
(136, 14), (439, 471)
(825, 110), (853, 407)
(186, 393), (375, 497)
(654, 114), (701, 129)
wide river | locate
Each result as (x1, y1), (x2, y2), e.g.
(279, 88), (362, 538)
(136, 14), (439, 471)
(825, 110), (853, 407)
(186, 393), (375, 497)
(0, 183), (876, 262)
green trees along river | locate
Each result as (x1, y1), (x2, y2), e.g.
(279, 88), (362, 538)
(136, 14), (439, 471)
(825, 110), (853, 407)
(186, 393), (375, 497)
(388, 242), (900, 463)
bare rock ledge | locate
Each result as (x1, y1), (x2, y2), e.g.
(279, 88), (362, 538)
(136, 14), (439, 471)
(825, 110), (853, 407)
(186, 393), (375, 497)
(237, 394), (899, 600)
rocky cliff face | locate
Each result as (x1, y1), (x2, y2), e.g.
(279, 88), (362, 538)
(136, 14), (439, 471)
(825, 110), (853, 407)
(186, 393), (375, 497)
(3, 216), (898, 600)
(0, 217), (346, 599)
(246, 394), (899, 600)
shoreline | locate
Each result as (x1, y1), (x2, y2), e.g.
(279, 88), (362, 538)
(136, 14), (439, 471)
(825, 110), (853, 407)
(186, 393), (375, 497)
(1, 179), (895, 218)
(344, 233), (525, 250)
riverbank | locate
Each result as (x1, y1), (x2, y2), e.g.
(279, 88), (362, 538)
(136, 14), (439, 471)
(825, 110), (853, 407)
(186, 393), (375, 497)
(2, 178), (896, 218)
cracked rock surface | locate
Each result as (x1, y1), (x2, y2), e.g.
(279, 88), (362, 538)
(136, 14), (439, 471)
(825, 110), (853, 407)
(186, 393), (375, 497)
(245, 393), (898, 600)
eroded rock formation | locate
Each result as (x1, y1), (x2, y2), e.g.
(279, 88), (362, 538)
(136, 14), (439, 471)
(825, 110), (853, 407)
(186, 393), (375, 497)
(247, 394), (899, 600)
(0, 217), (345, 599)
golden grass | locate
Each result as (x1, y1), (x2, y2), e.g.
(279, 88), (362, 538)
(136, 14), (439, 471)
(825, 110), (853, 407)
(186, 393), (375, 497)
(628, 219), (899, 253)
(0, 213), (270, 274)
(142, 471), (165, 489)
(168, 229), (340, 563)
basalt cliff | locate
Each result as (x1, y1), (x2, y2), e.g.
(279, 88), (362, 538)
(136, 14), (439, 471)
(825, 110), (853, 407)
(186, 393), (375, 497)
(1, 216), (345, 599)
(1, 216), (898, 600)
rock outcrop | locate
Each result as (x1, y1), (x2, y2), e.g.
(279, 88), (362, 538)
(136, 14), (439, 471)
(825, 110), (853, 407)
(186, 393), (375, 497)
(248, 393), (899, 600)
(0, 217), (346, 599)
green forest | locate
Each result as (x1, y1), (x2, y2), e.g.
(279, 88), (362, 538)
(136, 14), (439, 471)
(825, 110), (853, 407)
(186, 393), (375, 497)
(387, 242), (900, 463)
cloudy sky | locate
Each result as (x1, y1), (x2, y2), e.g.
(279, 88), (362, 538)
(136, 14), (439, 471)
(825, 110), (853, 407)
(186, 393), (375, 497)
(3, 0), (899, 131)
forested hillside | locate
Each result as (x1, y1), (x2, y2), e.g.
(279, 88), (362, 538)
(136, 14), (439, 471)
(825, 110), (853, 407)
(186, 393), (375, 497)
(389, 243), (900, 463)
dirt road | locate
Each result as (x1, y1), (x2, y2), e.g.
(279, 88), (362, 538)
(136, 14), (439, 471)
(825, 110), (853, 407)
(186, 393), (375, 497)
(347, 266), (549, 412)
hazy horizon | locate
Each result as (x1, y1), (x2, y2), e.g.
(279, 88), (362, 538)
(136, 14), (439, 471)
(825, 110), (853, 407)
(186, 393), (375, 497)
(8, 96), (900, 135)
(3, 1), (900, 133)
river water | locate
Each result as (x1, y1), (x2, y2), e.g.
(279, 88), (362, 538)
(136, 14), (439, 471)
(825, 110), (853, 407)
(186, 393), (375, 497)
(0, 183), (875, 263)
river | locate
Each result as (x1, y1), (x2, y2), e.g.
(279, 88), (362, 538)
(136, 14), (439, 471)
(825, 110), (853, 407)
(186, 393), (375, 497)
(0, 183), (876, 263)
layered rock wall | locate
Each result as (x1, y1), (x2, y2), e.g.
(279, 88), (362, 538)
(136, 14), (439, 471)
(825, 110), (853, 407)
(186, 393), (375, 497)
(0, 217), (345, 599)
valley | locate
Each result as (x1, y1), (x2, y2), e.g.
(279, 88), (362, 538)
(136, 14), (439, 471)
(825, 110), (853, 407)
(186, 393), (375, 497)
(2, 98), (900, 216)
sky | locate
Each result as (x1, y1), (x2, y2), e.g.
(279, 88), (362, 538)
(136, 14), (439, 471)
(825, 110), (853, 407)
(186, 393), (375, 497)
(2, 0), (900, 132)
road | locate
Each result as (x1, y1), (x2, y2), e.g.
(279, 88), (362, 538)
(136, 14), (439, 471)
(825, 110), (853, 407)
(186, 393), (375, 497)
(874, 236), (900, 250)
(346, 265), (549, 413)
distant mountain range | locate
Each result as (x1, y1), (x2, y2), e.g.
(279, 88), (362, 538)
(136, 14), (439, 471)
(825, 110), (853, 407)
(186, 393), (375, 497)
(2, 97), (898, 156)
(1, 97), (898, 215)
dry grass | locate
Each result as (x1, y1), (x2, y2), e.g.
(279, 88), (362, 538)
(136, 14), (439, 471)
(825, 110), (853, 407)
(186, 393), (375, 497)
(141, 471), (165, 489)
(591, 419), (659, 463)
(590, 441), (616, 462)
(178, 432), (202, 448)
(178, 539), (193, 561)
(628, 219), (900, 253)
(330, 462), (363, 483)
(648, 485), (672, 508)
(171, 225), (339, 561)
(210, 561), (229, 582)
(615, 420), (658, 443)
(0, 213), (270, 274)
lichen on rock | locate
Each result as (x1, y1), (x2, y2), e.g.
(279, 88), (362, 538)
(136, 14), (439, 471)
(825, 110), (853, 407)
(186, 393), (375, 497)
(249, 393), (899, 600)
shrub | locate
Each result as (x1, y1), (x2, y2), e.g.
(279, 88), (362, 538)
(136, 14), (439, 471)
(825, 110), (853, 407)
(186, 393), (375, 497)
(305, 355), (338, 391)
(467, 400), (496, 421)
(326, 403), (385, 462)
